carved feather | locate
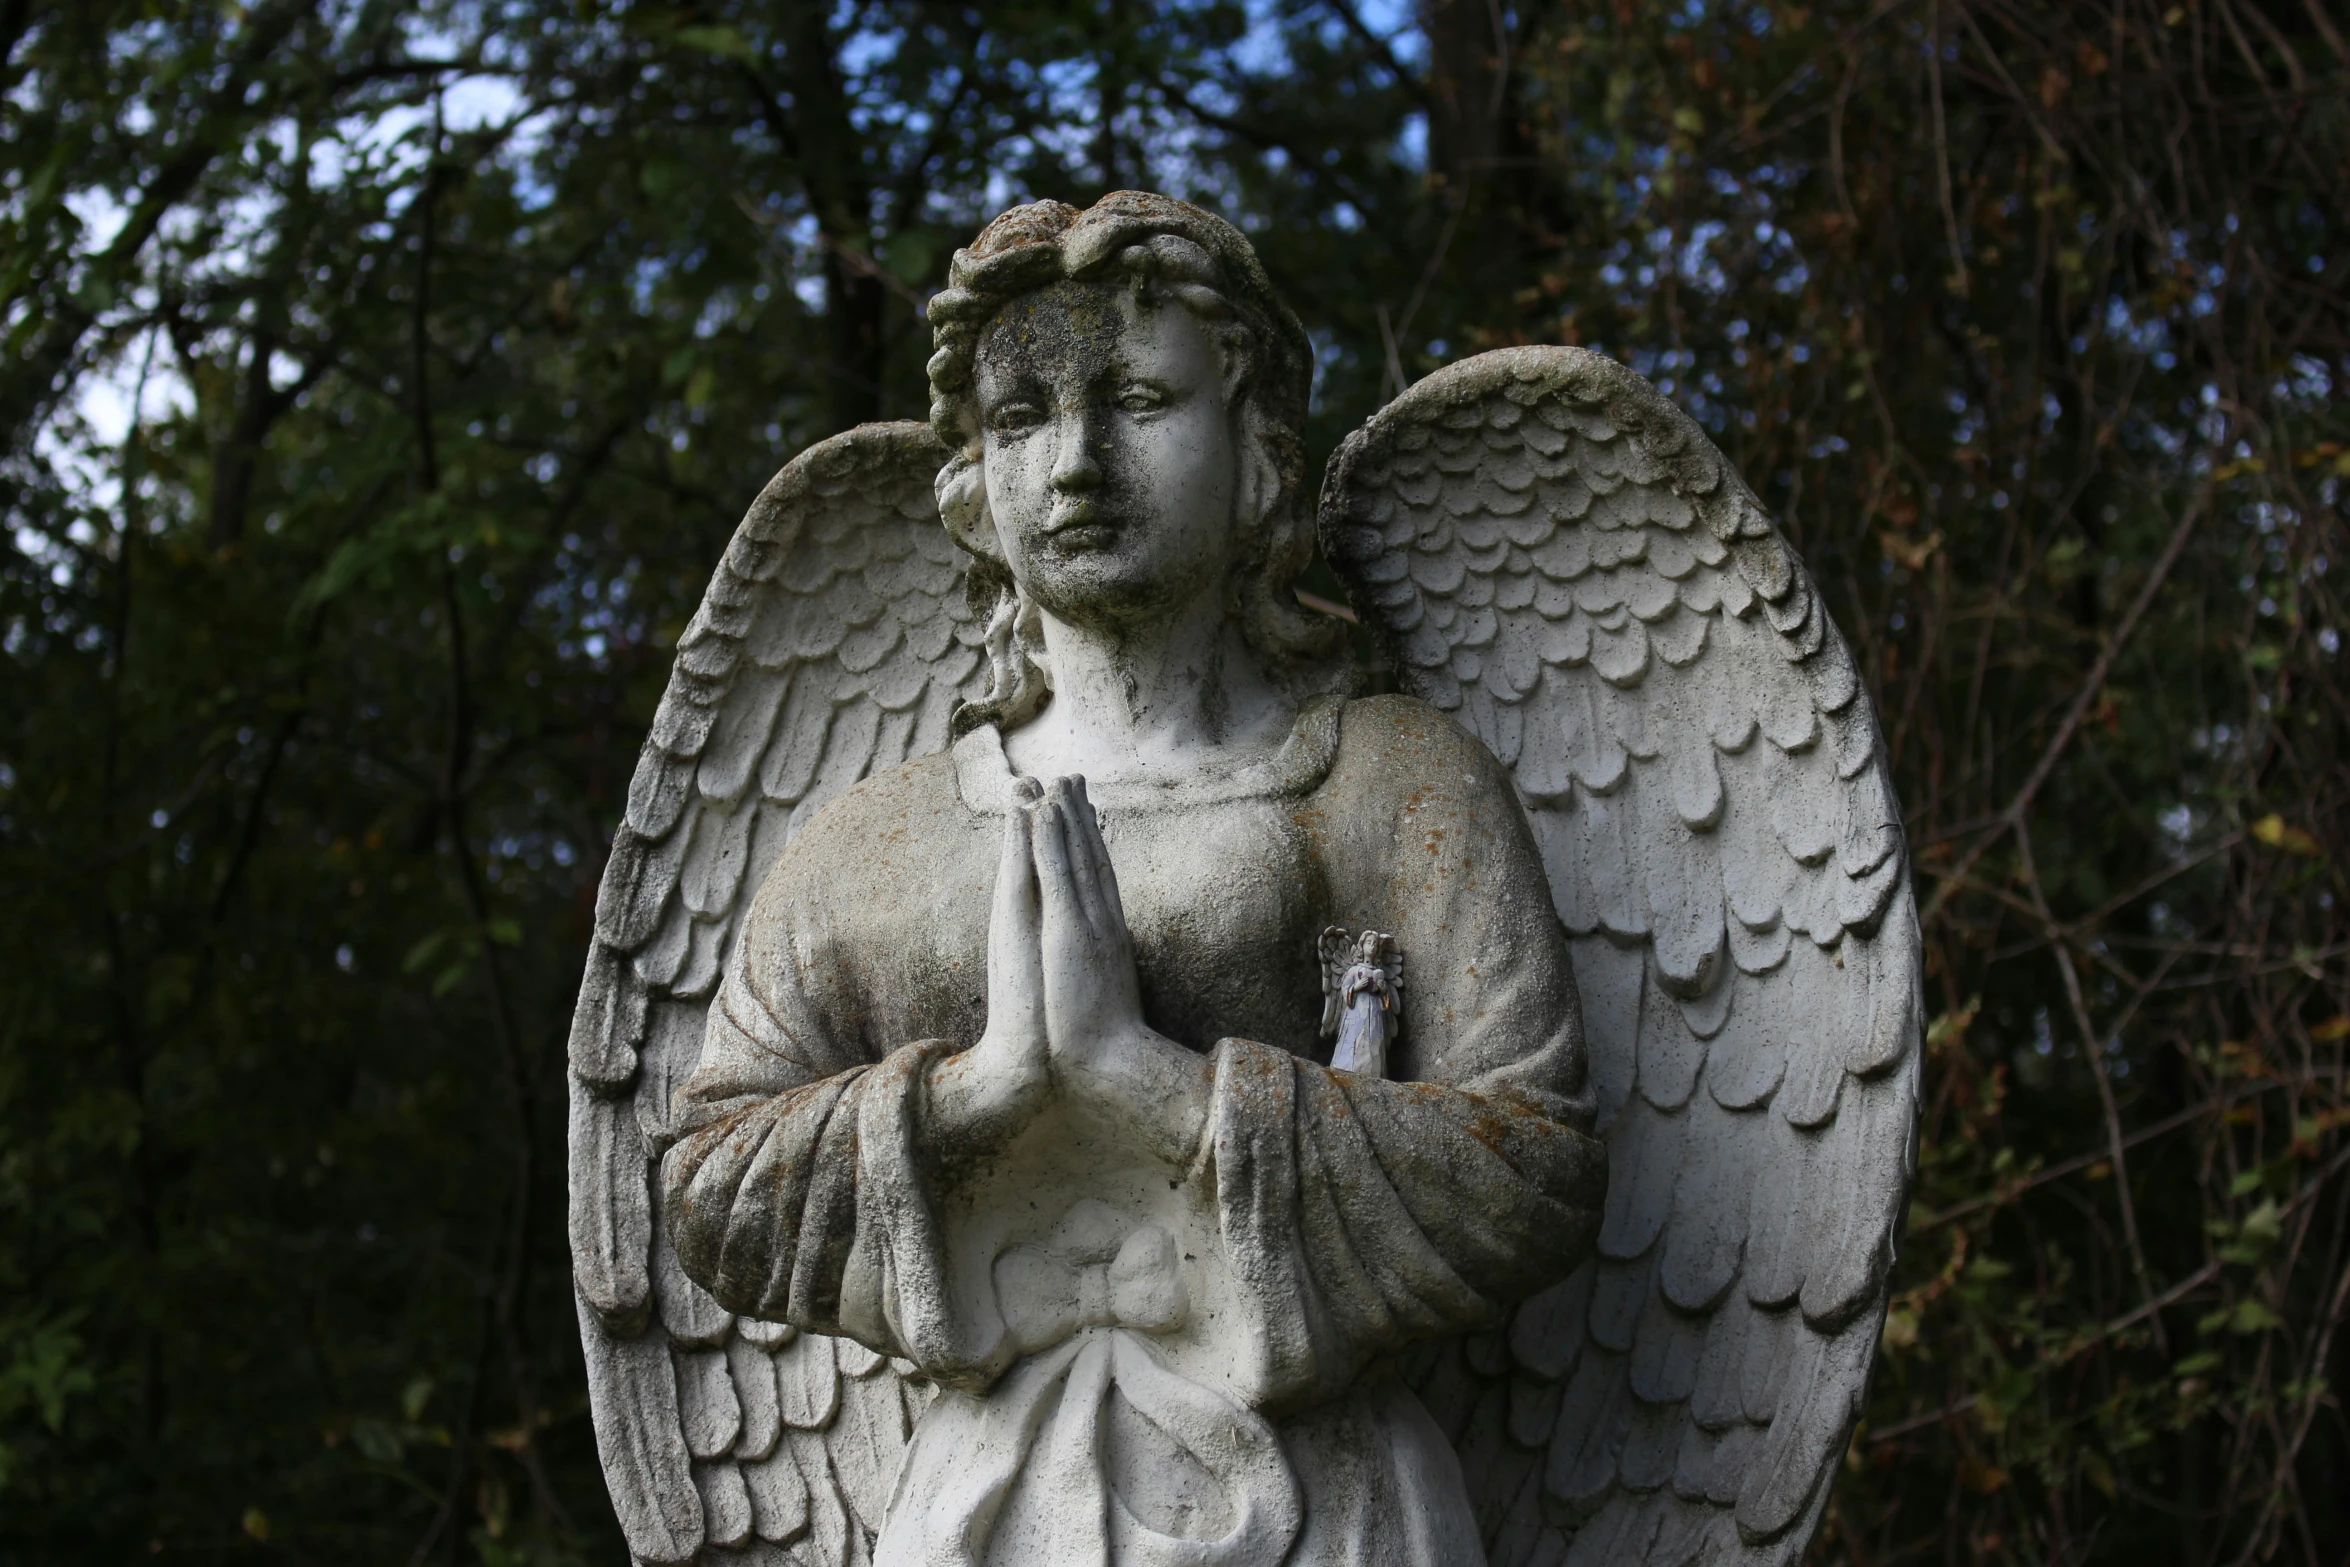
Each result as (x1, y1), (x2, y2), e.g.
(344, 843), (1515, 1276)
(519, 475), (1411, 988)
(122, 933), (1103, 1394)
(577, 1291), (702, 1564)
(566, 422), (993, 1564)
(742, 1444), (809, 1543)
(1322, 346), (1918, 1567)
(568, 1080), (651, 1333)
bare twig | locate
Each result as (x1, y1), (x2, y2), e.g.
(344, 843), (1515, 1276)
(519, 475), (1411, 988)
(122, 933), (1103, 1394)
(1376, 302), (1407, 401)
(1925, 0), (1969, 296)
(1319, 0), (1430, 101)
(1388, 194), (1466, 368)
(1911, 1074), (2333, 1232)
(2017, 822), (2168, 1352)
(1294, 587), (1360, 623)
(1920, 481), (2210, 927)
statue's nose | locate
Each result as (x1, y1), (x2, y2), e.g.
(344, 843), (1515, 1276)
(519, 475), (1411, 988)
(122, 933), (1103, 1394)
(1049, 414), (1103, 494)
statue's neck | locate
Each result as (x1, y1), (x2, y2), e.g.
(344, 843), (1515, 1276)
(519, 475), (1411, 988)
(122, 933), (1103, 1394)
(1003, 596), (1294, 784)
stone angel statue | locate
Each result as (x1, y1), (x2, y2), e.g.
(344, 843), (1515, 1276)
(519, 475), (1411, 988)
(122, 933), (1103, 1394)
(568, 192), (1919, 1567)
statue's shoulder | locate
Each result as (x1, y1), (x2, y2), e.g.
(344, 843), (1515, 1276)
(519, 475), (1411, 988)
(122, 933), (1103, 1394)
(756, 747), (984, 898)
(1328, 692), (1515, 799)
(1318, 693), (1547, 877)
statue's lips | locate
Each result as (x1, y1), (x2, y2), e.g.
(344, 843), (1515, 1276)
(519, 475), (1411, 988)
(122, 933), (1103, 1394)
(1042, 504), (1122, 552)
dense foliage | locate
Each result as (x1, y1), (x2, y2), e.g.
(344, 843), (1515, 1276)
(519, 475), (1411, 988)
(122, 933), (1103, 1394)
(2, 2), (2342, 1562)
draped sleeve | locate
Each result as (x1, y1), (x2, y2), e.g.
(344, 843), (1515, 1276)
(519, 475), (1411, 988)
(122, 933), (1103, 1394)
(656, 760), (1018, 1392)
(661, 962), (1013, 1386)
(1202, 1040), (1602, 1412)
(1206, 694), (1607, 1412)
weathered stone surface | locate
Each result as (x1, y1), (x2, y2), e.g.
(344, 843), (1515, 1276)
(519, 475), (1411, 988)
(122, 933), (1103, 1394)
(570, 192), (1917, 1567)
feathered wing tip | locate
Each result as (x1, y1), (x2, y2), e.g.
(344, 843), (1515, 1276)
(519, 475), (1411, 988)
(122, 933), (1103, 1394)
(1319, 347), (1921, 1567)
(567, 422), (986, 1565)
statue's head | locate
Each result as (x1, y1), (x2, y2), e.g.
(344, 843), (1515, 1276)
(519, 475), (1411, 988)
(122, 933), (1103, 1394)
(927, 192), (1343, 732)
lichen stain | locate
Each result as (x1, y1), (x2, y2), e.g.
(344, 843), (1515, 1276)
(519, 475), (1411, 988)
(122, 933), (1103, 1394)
(1460, 1099), (1520, 1160)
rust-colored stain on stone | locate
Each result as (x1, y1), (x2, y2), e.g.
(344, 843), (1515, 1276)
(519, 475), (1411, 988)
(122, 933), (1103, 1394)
(574, 201), (1912, 1567)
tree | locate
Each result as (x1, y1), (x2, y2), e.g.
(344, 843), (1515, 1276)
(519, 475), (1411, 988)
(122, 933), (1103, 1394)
(2, 2), (2342, 1562)
(0, 3), (1423, 1558)
(1495, 3), (2349, 1560)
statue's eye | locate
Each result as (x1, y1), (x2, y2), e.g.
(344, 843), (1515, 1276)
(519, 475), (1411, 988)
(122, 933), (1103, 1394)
(988, 400), (1044, 435)
(1116, 384), (1167, 415)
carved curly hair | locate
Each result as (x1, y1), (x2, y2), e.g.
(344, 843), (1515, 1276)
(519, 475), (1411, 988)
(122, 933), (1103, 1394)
(925, 192), (1347, 735)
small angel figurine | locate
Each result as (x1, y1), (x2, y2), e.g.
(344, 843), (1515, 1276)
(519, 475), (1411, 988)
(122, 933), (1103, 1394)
(567, 193), (1920, 1567)
(1319, 926), (1403, 1078)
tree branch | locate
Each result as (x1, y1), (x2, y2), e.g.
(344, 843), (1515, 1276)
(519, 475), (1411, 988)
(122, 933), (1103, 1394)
(1920, 480), (2210, 927)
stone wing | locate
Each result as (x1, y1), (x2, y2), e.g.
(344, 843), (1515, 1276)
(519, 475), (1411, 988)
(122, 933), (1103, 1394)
(1317, 924), (1352, 1039)
(1320, 348), (1921, 1567)
(567, 423), (987, 1564)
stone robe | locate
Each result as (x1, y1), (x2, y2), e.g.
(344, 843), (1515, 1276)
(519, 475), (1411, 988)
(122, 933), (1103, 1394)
(662, 694), (1606, 1567)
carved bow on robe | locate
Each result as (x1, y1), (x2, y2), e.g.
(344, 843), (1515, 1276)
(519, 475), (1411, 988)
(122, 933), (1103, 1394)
(875, 1206), (1302, 1567)
(993, 1223), (1189, 1355)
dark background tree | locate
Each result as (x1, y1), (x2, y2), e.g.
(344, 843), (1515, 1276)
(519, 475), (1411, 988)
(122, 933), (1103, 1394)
(1, 2), (2341, 1563)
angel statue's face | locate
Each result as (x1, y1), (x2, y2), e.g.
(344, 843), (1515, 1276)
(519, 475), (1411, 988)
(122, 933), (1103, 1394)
(972, 279), (1243, 631)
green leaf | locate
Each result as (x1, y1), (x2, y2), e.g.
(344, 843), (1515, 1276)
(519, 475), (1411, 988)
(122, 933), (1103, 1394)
(68, 273), (116, 313)
(401, 930), (449, 975)
(2220, 1197), (2284, 1263)
(2226, 1300), (2284, 1335)
(0, 1314), (96, 1432)
(350, 1415), (403, 1464)
(673, 24), (756, 61)
(882, 231), (935, 285)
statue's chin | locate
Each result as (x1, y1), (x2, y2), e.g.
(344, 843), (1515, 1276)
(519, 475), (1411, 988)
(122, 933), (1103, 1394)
(1020, 552), (1218, 632)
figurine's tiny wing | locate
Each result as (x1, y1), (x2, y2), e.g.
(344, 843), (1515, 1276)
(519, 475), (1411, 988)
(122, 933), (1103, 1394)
(1321, 349), (1920, 1567)
(568, 423), (987, 1565)
(1317, 925), (1352, 1038)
